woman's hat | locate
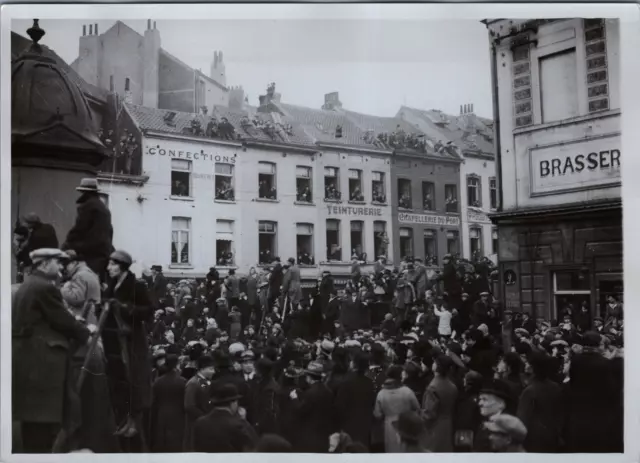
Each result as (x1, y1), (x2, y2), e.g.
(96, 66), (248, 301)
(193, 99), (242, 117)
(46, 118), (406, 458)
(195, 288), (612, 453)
(109, 250), (133, 266)
(210, 383), (242, 405)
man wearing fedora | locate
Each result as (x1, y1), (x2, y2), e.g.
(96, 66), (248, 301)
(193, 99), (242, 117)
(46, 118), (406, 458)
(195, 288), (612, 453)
(63, 178), (114, 282)
(191, 383), (257, 452)
(149, 265), (168, 307)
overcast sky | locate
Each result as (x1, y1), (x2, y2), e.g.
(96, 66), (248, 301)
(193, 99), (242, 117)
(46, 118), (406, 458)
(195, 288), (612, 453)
(12, 18), (493, 118)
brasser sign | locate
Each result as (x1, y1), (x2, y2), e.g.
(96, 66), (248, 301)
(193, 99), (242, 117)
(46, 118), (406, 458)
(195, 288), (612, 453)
(530, 134), (621, 196)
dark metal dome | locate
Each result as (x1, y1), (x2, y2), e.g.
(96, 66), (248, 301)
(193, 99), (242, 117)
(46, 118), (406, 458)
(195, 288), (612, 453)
(12, 19), (106, 167)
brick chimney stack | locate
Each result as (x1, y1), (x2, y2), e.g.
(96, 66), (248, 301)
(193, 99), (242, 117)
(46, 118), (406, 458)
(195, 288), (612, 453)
(142, 19), (161, 108)
(77, 23), (100, 86)
(322, 92), (342, 111)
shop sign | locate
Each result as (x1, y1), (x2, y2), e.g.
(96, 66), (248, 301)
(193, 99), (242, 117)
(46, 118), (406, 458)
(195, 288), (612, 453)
(467, 210), (491, 224)
(145, 143), (237, 163)
(529, 133), (620, 196)
(398, 212), (460, 227)
(326, 205), (383, 217)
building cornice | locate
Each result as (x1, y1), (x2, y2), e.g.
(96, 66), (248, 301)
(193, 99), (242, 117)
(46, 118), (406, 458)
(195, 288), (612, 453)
(142, 130), (244, 148)
(316, 142), (392, 156)
(513, 109), (621, 136)
(98, 172), (150, 186)
(244, 139), (319, 154)
(393, 151), (463, 164)
(490, 198), (621, 225)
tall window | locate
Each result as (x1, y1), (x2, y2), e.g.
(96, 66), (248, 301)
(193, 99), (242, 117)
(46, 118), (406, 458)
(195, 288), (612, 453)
(553, 270), (591, 320)
(398, 178), (412, 209)
(540, 48), (579, 123)
(258, 221), (277, 264)
(399, 228), (413, 259)
(171, 217), (191, 264)
(324, 167), (341, 200)
(422, 181), (435, 211)
(470, 227), (482, 257)
(258, 162), (277, 199)
(215, 163), (234, 200)
(171, 159), (191, 197)
(467, 176), (481, 207)
(216, 219), (234, 265)
(296, 223), (314, 265)
(350, 221), (365, 261)
(296, 166), (312, 203)
(445, 184), (458, 213)
(348, 169), (364, 201)
(423, 229), (437, 266)
(489, 177), (497, 210)
(373, 221), (388, 259)
(447, 230), (460, 256)
(584, 19), (610, 113)
(372, 171), (386, 203)
(492, 228), (499, 255)
(326, 219), (342, 261)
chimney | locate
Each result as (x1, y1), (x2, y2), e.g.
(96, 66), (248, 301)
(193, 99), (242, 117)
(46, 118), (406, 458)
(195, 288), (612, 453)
(322, 92), (342, 111)
(142, 20), (161, 108)
(229, 85), (246, 111)
(154, 21), (157, 29)
(77, 23), (100, 86)
(124, 77), (133, 104)
(460, 105), (463, 115)
(210, 50), (227, 87)
(258, 82), (278, 109)
(94, 23), (98, 35)
(471, 103), (474, 114)
(109, 75), (114, 92)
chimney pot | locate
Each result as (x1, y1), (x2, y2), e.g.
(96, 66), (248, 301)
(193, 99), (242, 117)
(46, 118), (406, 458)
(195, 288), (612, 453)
(89, 24), (93, 35)
(94, 23), (98, 35)
(83, 25), (86, 36)
(147, 19), (151, 30)
(460, 105), (463, 115)
(154, 21), (157, 29)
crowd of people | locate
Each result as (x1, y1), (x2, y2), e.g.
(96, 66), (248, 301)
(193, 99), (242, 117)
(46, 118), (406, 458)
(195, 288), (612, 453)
(11, 177), (624, 454)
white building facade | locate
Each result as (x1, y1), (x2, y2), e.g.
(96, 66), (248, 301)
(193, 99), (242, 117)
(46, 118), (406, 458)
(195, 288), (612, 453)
(486, 18), (622, 321)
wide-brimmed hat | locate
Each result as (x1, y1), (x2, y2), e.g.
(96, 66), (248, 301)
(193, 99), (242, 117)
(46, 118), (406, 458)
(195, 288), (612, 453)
(76, 178), (101, 193)
(210, 383), (242, 405)
(392, 410), (425, 441)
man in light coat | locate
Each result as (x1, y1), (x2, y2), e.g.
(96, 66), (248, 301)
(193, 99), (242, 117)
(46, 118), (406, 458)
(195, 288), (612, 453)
(282, 258), (302, 308)
(60, 250), (101, 324)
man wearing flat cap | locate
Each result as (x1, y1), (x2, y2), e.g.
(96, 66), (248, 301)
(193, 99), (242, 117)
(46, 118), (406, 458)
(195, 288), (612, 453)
(12, 248), (92, 453)
(485, 414), (527, 452)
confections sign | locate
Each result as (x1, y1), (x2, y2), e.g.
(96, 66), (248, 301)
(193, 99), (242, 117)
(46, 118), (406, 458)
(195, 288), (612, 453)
(529, 133), (621, 196)
(398, 212), (460, 227)
(145, 142), (237, 163)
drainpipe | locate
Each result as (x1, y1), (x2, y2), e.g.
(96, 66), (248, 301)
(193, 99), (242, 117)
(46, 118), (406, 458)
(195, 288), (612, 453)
(489, 38), (503, 213)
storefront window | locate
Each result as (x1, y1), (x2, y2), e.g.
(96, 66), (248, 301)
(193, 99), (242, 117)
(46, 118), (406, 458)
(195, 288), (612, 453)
(296, 223), (314, 265)
(447, 230), (460, 256)
(350, 221), (365, 261)
(216, 219), (234, 266)
(326, 219), (341, 261)
(553, 270), (591, 321)
(373, 221), (388, 259)
(258, 221), (277, 264)
(423, 229), (437, 266)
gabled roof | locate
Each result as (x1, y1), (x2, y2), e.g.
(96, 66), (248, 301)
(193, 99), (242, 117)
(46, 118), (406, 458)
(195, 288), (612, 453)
(277, 103), (376, 149)
(399, 105), (494, 157)
(12, 31), (107, 104)
(125, 103), (316, 147)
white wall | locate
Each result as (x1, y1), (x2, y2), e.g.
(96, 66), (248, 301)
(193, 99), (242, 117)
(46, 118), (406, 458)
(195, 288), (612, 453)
(459, 155), (496, 260)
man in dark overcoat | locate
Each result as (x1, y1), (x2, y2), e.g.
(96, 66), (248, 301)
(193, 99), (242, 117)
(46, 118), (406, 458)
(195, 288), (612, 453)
(63, 178), (114, 280)
(149, 265), (168, 307)
(12, 248), (91, 453)
(290, 361), (335, 452)
(149, 354), (186, 452)
(23, 213), (59, 255)
(192, 383), (258, 452)
(268, 259), (283, 308)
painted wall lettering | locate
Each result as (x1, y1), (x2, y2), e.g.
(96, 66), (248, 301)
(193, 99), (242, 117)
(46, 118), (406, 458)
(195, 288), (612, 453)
(145, 144), (237, 163)
(398, 212), (460, 227)
(326, 205), (383, 217)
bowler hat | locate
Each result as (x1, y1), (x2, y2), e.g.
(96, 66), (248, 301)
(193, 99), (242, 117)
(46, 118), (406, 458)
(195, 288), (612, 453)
(210, 383), (242, 405)
(76, 178), (101, 193)
(392, 411), (426, 442)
